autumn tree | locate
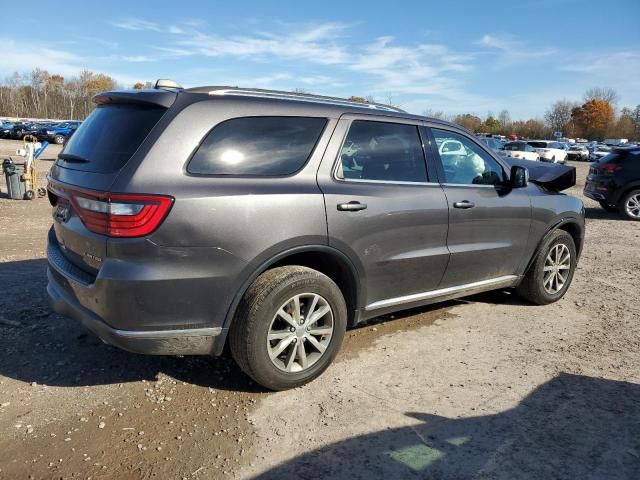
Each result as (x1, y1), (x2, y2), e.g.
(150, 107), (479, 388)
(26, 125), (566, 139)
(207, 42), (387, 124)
(0, 69), (118, 119)
(498, 110), (511, 130)
(452, 113), (482, 132)
(545, 100), (577, 136)
(571, 99), (614, 141)
(480, 115), (501, 134)
(584, 87), (619, 107)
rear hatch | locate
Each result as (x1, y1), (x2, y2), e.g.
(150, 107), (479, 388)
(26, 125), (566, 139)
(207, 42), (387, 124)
(48, 96), (171, 276)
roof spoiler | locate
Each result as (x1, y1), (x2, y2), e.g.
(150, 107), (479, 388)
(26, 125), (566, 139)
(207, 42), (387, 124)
(93, 89), (178, 108)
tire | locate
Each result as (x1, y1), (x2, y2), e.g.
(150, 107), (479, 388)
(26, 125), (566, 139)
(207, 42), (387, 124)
(24, 190), (35, 201)
(551, 156), (556, 163)
(54, 135), (65, 145)
(599, 201), (618, 212)
(516, 229), (577, 305)
(619, 189), (640, 221)
(229, 266), (347, 391)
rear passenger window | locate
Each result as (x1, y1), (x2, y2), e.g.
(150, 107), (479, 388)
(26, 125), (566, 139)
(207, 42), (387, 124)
(336, 121), (427, 182)
(188, 116), (327, 175)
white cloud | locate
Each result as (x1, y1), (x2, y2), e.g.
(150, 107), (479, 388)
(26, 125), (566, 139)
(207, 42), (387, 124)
(120, 55), (156, 63)
(174, 22), (350, 65)
(476, 33), (556, 66)
(112, 18), (161, 32)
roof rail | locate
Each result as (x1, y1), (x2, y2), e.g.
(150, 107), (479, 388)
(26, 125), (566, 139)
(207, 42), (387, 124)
(205, 87), (406, 113)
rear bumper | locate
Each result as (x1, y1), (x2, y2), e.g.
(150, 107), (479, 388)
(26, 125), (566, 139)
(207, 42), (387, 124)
(47, 269), (227, 355)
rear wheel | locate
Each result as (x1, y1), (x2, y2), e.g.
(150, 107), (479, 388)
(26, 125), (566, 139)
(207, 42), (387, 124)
(599, 201), (618, 212)
(516, 230), (576, 305)
(54, 135), (65, 145)
(620, 189), (640, 221)
(229, 266), (347, 391)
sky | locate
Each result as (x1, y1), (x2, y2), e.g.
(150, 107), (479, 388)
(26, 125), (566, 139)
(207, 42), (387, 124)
(1, 0), (638, 119)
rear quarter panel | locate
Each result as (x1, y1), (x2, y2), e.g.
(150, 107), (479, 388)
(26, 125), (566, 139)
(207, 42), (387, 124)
(106, 98), (337, 329)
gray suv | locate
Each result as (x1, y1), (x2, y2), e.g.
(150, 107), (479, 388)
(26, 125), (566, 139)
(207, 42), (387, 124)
(47, 82), (584, 390)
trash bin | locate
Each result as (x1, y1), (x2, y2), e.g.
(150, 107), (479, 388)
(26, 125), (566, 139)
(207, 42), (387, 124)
(2, 159), (27, 200)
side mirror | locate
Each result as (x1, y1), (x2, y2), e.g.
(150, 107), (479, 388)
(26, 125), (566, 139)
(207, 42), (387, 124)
(510, 165), (528, 188)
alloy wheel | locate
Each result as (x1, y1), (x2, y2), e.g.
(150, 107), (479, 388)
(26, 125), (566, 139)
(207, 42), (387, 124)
(625, 193), (640, 219)
(543, 243), (571, 294)
(267, 293), (334, 373)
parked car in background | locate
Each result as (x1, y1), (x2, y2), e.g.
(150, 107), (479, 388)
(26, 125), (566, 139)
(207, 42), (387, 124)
(604, 138), (628, 146)
(584, 146), (640, 220)
(527, 140), (568, 163)
(589, 145), (612, 161)
(478, 136), (505, 153)
(0, 121), (16, 138)
(502, 141), (540, 161)
(7, 122), (32, 139)
(46, 82), (585, 390)
(41, 121), (82, 144)
(567, 144), (590, 161)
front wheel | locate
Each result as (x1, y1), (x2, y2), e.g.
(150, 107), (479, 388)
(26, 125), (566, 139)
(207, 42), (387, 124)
(620, 189), (640, 221)
(516, 230), (577, 305)
(229, 266), (347, 391)
(54, 135), (65, 145)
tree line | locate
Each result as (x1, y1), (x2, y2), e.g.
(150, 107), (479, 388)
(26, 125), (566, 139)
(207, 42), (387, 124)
(1, 69), (638, 142)
(0, 69), (122, 120)
(425, 87), (640, 141)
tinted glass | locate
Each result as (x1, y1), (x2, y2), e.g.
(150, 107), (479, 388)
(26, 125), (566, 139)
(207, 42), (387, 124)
(188, 117), (326, 176)
(549, 142), (563, 148)
(60, 104), (165, 173)
(432, 128), (504, 185)
(336, 120), (427, 182)
(504, 142), (526, 151)
(528, 141), (547, 148)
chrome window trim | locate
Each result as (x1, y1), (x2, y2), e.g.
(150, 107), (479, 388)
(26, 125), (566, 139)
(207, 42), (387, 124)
(365, 275), (518, 311)
(441, 183), (500, 188)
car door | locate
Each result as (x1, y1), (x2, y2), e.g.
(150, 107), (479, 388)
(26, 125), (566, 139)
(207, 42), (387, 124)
(317, 116), (450, 310)
(426, 126), (531, 288)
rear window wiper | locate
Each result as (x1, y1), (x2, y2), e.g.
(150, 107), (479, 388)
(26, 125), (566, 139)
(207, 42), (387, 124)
(58, 153), (89, 163)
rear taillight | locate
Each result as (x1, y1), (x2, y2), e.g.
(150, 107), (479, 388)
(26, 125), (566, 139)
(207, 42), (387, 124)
(70, 191), (173, 237)
(599, 163), (622, 174)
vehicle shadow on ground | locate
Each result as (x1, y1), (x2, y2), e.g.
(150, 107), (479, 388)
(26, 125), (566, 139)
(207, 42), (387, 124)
(0, 259), (536, 391)
(584, 206), (625, 221)
(253, 373), (640, 480)
(0, 258), (261, 393)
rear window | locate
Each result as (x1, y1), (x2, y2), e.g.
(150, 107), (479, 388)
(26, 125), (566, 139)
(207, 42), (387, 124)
(187, 116), (327, 176)
(504, 142), (525, 151)
(59, 104), (166, 173)
(527, 141), (547, 148)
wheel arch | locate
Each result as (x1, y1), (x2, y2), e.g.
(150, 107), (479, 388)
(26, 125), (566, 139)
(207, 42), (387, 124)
(522, 217), (584, 277)
(223, 245), (363, 331)
(612, 182), (640, 205)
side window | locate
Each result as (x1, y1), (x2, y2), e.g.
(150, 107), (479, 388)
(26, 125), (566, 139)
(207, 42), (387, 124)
(431, 128), (504, 186)
(188, 116), (327, 175)
(335, 120), (427, 183)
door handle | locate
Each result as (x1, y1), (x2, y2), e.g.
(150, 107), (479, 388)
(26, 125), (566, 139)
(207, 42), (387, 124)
(337, 201), (367, 212)
(453, 200), (475, 209)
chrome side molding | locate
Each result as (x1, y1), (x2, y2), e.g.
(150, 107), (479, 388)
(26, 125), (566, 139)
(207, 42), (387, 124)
(365, 275), (519, 311)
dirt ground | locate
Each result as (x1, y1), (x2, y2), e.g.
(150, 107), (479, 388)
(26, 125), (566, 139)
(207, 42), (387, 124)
(0, 139), (638, 479)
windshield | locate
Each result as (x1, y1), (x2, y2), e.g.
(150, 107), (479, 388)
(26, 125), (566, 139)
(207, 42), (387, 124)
(59, 104), (166, 173)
